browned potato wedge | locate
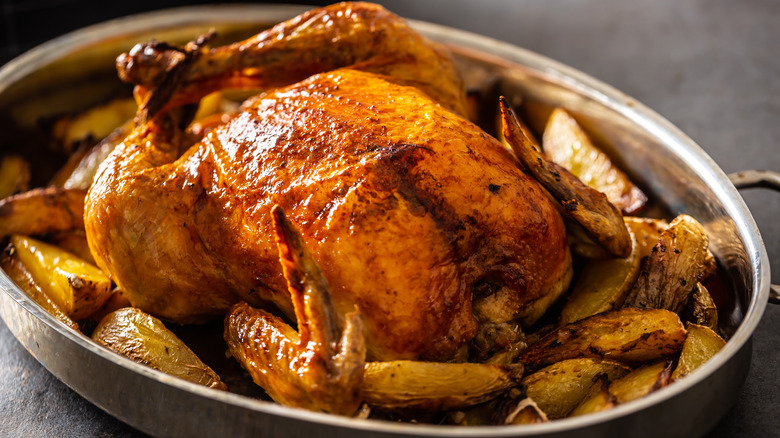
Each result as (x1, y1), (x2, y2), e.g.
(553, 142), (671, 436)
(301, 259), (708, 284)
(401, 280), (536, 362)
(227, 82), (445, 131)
(542, 108), (647, 214)
(623, 214), (709, 313)
(519, 308), (687, 371)
(50, 122), (132, 190)
(499, 97), (632, 258)
(624, 216), (716, 280)
(671, 323), (726, 381)
(0, 155), (31, 200)
(699, 249), (718, 282)
(569, 374), (617, 417)
(10, 234), (111, 320)
(192, 91), (224, 121)
(51, 97), (136, 150)
(560, 226), (641, 324)
(0, 187), (86, 238)
(362, 360), (521, 411)
(608, 359), (673, 403)
(624, 216), (669, 260)
(92, 307), (227, 390)
(1, 243), (79, 330)
(522, 358), (630, 419)
(52, 92), (225, 189)
(683, 283), (719, 331)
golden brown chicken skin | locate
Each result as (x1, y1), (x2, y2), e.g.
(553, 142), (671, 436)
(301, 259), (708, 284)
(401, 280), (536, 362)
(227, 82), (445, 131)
(85, 3), (572, 362)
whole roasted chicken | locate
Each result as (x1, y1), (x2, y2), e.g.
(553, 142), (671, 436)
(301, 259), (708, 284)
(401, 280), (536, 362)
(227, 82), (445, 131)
(84, 2), (629, 415)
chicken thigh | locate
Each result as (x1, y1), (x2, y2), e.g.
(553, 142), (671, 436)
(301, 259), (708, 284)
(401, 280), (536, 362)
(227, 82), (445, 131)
(85, 2), (572, 365)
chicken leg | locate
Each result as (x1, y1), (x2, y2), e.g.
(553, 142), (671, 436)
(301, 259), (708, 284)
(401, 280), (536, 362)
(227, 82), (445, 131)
(117, 1), (467, 122)
(224, 206), (365, 415)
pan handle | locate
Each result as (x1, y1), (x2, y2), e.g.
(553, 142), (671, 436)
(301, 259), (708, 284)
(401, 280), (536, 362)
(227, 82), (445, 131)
(728, 170), (780, 305)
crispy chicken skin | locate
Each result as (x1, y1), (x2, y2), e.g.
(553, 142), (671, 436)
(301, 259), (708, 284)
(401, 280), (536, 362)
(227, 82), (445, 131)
(84, 2), (572, 362)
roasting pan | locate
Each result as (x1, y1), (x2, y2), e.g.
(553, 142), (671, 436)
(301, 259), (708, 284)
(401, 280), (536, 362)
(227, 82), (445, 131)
(0, 4), (778, 438)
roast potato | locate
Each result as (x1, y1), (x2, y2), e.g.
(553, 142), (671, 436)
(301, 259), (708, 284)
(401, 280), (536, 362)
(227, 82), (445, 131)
(570, 360), (673, 416)
(499, 97), (632, 258)
(51, 92), (227, 190)
(362, 360), (522, 411)
(522, 358), (630, 419)
(50, 122), (132, 190)
(542, 108), (647, 214)
(671, 323), (726, 381)
(1, 242), (79, 330)
(623, 214), (709, 313)
(682, 283), (719, 331)
(92, 307), (227, 390)
(0, 155), (31, 200)
(9, 234), (112, 320)
(568, 374), (617, 417)
(559, 226), (641, 324)
(50, 97), (136, 152)
(519, 308), (687, 371)
(624, 216), (717, 280)
(608, 359), (673, 403)
(0, 187), (86, 238)
(624, 216), (668, 259)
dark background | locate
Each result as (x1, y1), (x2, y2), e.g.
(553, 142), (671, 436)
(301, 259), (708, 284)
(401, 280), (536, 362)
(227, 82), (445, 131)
(1, 1), (778, 437)
(0, 0), (330, 65)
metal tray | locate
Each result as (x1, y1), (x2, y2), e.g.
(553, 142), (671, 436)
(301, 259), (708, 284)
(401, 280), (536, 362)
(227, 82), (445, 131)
(0, 4), (775, 438)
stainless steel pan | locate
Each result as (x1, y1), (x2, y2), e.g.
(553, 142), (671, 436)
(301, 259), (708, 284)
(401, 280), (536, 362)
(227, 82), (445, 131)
(0, 5), (777, 438)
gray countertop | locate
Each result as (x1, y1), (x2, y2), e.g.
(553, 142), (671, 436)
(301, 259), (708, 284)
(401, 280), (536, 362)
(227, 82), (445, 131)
(1, 0), (778, 436)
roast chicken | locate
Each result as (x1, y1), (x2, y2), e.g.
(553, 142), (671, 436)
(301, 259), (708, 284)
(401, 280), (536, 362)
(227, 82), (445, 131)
(83, 2), (630, 414)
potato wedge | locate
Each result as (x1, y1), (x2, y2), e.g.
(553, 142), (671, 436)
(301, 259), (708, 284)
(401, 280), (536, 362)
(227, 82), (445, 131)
(362, 360), (521, 411)
(519, 308), (687, 370)
(192, 91), (224, 121)
(522, 358), (630, 419)
(499, 97), (632, 258)
(671, 323), (726, 381)
(623, 214), (709, 313)
(608, 359), (673, 403)
(624, 216), (717, 280)
(92, 307), (227, 390)
(682, 283), (719, 331)
(10, 234), (111, 320)
(0, 187), (86, 238)
(51, 121), (131, 190)
(699, 249), (718, 282)
(560, 227), (641, 324)
(1, 243), (79, 330)
(624, 216), (669, 260)
(0, 155), (31, 200)
(569, 374), (617, 417)
(51, 97), (136, 150)
(542, 108), (647, 214)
